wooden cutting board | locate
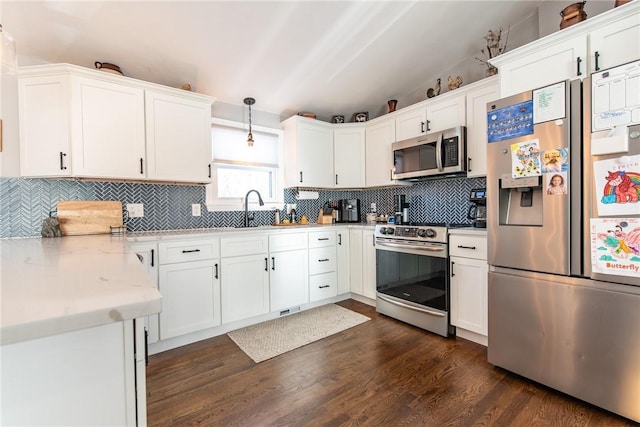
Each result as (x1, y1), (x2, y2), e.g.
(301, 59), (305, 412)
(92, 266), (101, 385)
(57, 200), (123, 236)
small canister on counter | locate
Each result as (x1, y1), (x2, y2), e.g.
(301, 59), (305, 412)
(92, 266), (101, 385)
(366, 212), (376, 224)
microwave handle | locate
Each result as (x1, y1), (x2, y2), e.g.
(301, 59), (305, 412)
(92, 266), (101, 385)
(435, 132), (443, 172)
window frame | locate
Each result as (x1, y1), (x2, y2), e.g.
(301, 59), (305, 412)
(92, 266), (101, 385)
(206, 118), (284, 212)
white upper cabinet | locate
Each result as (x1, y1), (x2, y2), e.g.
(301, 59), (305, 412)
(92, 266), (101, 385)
(365, 117), (396, 187)
(492, 35), (588, 97)
(425, 93), (466, 133)
(394, 93), (466, 142)
(464, 77), (500, 178)
(19, 74), (72, 177)
(394, 103), (427, 141)
(334, 125), (365, 188)
(145, 90), (213, 183)
(492, 2), (640, 97)
(282, 116), (334, 188)
(588, 11), (640, 73)
(70, 76), (146, 180)
(18, 63), (215, 183)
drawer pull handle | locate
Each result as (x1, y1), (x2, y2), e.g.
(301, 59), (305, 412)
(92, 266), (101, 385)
(265, 257), (268, 271)
(272, 256), (276, 271)
(150, 249), (155, 267)
(319, 285), (330, 289)
(457, 245), (476, 250)
(338, 234), (342, 245)
(182, 249), (201, 253)
(451, 261), (455, 277)
(317, 238), (329, 241)
(214, 263), (219, 279)
(318, 258), (330, 262)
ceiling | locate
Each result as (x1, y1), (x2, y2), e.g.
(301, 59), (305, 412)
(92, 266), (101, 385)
(2, 1), (542, 122)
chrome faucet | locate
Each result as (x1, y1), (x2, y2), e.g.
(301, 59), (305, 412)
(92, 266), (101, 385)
(244, 189), (264, 227)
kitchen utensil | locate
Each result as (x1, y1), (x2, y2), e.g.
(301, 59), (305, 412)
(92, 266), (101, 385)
(57, 200), (123, 235)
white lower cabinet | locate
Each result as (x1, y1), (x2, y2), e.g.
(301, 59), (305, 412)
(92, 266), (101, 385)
(449, 232), (488, 345)
(309, 272), (338, 301)
(128, 241), (160, 344)
(1, 321), (142, 426)
(336, 229), (350, 295)
(348, 228), (376, 300)
(309, 230), (338, 301)
(158, 239), (221, 340)
(269, 232), (309, 311)
(220, 235), (270, 324)
(362, 229), (377, 299)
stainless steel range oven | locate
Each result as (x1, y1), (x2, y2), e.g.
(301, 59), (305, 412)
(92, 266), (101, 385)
(375, 224), (454, 337)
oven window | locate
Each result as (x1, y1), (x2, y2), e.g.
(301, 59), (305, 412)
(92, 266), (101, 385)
(376, 250), (448, 311)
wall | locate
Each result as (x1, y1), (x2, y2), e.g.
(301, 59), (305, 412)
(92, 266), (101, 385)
(0, 176), (485, 238)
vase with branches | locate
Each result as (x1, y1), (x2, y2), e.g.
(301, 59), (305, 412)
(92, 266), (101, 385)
(476, 26), (509, 76)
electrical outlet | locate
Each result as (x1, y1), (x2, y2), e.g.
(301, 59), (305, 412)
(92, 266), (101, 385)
(126, 203), (144, 218)
(286, 203), (297, 214)
(192, 203), (201, 217)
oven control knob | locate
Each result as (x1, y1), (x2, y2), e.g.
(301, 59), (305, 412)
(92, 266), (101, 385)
(382, 227), (395, 235)
(418, 228), (436, 238)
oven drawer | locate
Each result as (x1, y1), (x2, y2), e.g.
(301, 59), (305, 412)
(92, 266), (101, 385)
(309, 272), (337, 302)
(449, 234), (487, 260)
(309, 247), (337, 275)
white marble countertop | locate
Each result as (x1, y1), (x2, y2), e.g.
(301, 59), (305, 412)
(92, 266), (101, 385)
(1, 235), (162, 345)
(127, 223), (372, 242)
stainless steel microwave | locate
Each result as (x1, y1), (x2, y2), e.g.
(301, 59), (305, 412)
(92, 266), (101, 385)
(392, 126), (466, 180)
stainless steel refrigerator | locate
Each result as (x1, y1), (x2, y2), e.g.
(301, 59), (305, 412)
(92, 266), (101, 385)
(486, 60), (640, 423)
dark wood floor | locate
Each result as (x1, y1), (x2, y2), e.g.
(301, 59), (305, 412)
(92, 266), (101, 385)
(146, 300), (637, 426)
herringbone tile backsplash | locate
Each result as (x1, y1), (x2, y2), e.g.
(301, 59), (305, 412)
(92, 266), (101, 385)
(0, 177), (486, 237)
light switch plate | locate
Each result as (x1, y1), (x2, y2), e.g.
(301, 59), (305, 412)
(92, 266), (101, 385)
(192, 204), (201, 217)
(126, 203), (144, 218)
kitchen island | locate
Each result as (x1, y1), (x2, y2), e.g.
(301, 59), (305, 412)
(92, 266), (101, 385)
(1, 234), (162, 426)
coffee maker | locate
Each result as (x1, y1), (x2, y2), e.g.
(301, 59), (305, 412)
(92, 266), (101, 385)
(467, 188), (487, 228)
(394, 195), (410, 225)
(337, 199), (361, 223)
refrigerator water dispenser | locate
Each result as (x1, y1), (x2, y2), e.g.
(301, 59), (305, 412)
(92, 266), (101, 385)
(498, 174), (542, 226)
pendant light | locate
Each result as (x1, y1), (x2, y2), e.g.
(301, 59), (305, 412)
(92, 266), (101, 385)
(244, 97), (255, 147)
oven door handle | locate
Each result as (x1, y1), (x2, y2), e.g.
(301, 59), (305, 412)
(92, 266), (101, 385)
(376, 241), (445, 253)
(377, 294), (446, 318)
